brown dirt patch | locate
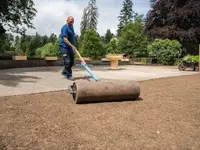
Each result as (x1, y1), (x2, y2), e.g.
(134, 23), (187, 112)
(0, 74), (200, 150)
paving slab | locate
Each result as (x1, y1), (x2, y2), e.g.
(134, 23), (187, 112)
(0, 65), (198, 97)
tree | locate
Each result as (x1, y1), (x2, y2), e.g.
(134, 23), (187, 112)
(0, 0), (37, 34)
(0, 33), (15, 56)
(87, 0), (99, 30)
(80, 0), (99, 32)
(104, 29), (114, 44)
(117, 0), (134, 35)
(26, 33), (43, 57)
(145, 0), (200, 55)
(118, 18), (148, 57)
(49, 33), (57, 44)
(80, 8), (89, 33)
(14, 35), (24, 55)
(42, 35), (49, 45)
(81, 29), (105, 59)
(79, 0), (99, 53)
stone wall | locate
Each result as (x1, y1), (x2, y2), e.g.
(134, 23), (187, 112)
(0, 57), (159, 70)
(0, 59), (131, 70)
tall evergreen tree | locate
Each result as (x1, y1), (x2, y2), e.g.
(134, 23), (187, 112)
(104, 29), (114, 44)
(87, 0), (99, 30)
(80, 0), (99, 33)
(80, 8), (89, 33)
(79, 0), (99, 51)
(117, 0), (134, 35)
(145, 0), (200, 55)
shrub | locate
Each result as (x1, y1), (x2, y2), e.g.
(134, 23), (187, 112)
(40, 43), (56, 57)
(106, 37), (119, 55)
(174, 58), (183, 65)
(191, 55), (199, 63)
(147, 39), (181, 65)
(35, 48), (42, 58)
(183, 55), (199, 63)
(141, 57), (147, 64)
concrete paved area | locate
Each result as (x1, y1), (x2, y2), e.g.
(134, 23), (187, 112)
(0, 65), (198, 97)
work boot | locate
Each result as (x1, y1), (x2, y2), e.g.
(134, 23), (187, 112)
(67, 77), (74, 81)
(61, 68), (67, 76)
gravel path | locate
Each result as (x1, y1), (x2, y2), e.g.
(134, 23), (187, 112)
(0, 74), (200, 150)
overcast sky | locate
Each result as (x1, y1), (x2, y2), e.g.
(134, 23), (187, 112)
(27, 0), (150, 36)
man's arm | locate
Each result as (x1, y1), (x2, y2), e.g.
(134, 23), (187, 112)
(63, 36), (74, 49)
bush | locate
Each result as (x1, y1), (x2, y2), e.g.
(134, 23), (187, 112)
(174, 58), (183, 65)
(147, 39), (181, 65)
(183, 55), (199, 63)
(35, 48), (42, 58)
(191, 55), (199, 63)
(40, 43), (56, 57)
(106, 37), (119, 55)
(53, 38), (61, 57)
(141, 57), (147, 64)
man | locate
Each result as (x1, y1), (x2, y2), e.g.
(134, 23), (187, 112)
(59, 16), (76, 80)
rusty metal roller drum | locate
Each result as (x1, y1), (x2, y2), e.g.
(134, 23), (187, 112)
(69, 80), (140, 104)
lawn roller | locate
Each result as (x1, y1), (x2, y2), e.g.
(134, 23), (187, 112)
(68, 48), (141, 104)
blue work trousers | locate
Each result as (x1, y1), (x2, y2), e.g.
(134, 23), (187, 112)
(60, 47), (74, 78)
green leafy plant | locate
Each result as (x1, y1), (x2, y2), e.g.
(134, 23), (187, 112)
(80, 29), (105, 60)
(147, 39), (181, 65)
(117, 20), (148, 57)
(191, 55), (199, 63)
(141, 57), (147, 64)
(106, 37), (119, 55)
(40, 43), (57, 57)
(183, 55), (199, 63)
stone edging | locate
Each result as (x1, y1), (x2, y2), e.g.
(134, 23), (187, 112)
(0, 59), (157, 70)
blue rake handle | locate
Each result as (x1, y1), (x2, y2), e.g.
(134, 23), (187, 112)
(81, 62), (99, 81)
(74, 48), (99, 81)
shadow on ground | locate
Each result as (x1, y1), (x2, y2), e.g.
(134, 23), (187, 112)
(72, 97), (143, 105)
(0, 73), (41, 87)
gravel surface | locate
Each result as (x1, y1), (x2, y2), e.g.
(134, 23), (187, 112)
(0, 74), (200, 150)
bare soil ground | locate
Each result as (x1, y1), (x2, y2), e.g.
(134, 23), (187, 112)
(0, 74), (200, 150)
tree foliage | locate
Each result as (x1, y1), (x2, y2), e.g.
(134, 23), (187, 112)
(147, 39), (181, 65)
(80, 29), (105, 59)
(118, 18), (148, 57)
(0, 32), (58, 57)
(0, 33), (15, 56)
(104, 29), (114, 44)
(117, 0), (134, 35)
(40, 43), (54, 57)
(79, 0), (99, 51)
(145, 0), (200, 55)
(0, 0), (37, 34)
(80, 0), (99, 32)
(106, 37), (119, 54)
(80, 8), (89, 33)
(86, 0), (99, 30)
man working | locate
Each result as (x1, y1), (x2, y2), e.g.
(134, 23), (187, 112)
(59, 16), (77, 80)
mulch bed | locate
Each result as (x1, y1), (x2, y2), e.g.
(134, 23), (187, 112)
(0, 74), (200, 150)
